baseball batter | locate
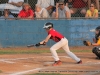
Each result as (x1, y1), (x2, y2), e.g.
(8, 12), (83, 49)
(36, 22), (82, 66)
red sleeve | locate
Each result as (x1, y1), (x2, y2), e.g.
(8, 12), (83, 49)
(29, 10), (34, 17)
(18, 10), (23, 17)
(49, 30), (55, 36)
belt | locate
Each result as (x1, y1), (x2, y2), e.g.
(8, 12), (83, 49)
(59, 37), (65, 41)
(55, 36), (64, 42)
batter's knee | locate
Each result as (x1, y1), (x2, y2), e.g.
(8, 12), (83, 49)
(50, 47), (56, 52)
(50, 47), (54, 51)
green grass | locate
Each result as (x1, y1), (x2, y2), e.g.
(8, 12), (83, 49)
(0, 70), (2, 73)
(0, 49), (91, 55)
(28, 73), (76, 75)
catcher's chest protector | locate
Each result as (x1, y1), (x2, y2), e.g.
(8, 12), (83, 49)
(92, 47), (100, 58)
(95, 35), (100, 43)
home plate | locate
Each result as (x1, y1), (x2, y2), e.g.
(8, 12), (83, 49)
(43, 62), (53, 66)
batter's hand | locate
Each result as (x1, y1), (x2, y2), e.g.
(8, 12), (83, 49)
(35, 43), (41, 47)
(35, 42), (46, 47)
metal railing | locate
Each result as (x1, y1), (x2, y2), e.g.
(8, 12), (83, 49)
(0, 0), (99, 19)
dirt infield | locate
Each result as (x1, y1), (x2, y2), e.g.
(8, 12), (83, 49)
(0, 47), (100, 75)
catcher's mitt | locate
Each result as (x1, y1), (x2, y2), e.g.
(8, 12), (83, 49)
(83, 40), (92, 46)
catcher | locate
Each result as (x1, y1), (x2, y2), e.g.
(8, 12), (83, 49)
(35, 22), (82, 66)
(83, 26), (100, 59)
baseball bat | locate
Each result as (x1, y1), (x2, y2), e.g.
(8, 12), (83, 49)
(27, 43), (46, 48)
(27, 44), (35, 47)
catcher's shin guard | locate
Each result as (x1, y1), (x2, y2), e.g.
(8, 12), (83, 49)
(92, 47), (100, 59)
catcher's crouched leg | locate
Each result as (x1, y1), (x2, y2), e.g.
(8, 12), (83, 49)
(92, 47), (100, 59)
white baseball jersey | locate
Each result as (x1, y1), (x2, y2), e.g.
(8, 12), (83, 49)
(35, 8), (50, 19)
(8, 0), (24, 14)
(37, 0), (54, 8)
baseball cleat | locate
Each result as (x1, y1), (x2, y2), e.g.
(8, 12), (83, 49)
(52, 60), (62, 66)
(96, 57), (100, 59)
(77, 60), (82, 64)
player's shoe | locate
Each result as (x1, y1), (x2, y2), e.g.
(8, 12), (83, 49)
(52, 60), (62, 66)
(96, 57), (100, 59)
(77, 60), (82, 64)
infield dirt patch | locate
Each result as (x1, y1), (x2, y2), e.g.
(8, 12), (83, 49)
(0, 46), (99, 75)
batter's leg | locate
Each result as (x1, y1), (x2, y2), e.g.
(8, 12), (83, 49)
(62, 38), (81, 62)
(50, 40), (65, 61)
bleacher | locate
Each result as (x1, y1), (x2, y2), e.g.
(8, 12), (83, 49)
(0, 0), (99, 18)
(0, 0), (87, 18)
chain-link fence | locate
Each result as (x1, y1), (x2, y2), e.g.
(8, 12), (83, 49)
(0, 19), (98, 47)
(0, 0), (99, 19)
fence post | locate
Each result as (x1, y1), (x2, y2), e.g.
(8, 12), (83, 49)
(27, 0), (28, 3)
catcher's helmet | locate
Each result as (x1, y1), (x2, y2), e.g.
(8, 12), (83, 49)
(96, 26), (100, 31)
(43, 22), (53, 29)
(95, 26), (100, 41)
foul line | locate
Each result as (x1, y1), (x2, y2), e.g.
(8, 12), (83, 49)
(0, 56), (70, 64)
(9, 67), (50, 75)
(0, 59), (15, 64)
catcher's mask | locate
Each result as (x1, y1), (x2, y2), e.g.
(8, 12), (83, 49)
(43, 22), (53, 29)
(95, 26), (100, 41)
(96, 26), (100, 31)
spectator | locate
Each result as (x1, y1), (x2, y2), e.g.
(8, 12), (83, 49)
(69, 0), (88, 17)
(52, 1), (71, 19)
(18, 3), (34, 20)
(88, 0), (99, 11)
(85, 3), (98, 18)
(0, 9), (14, 20)
(37, 0), (54, 15)
(35, 4), (50, 19)
(55, 0), (68, 6)
(8, 0), (24, 17)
